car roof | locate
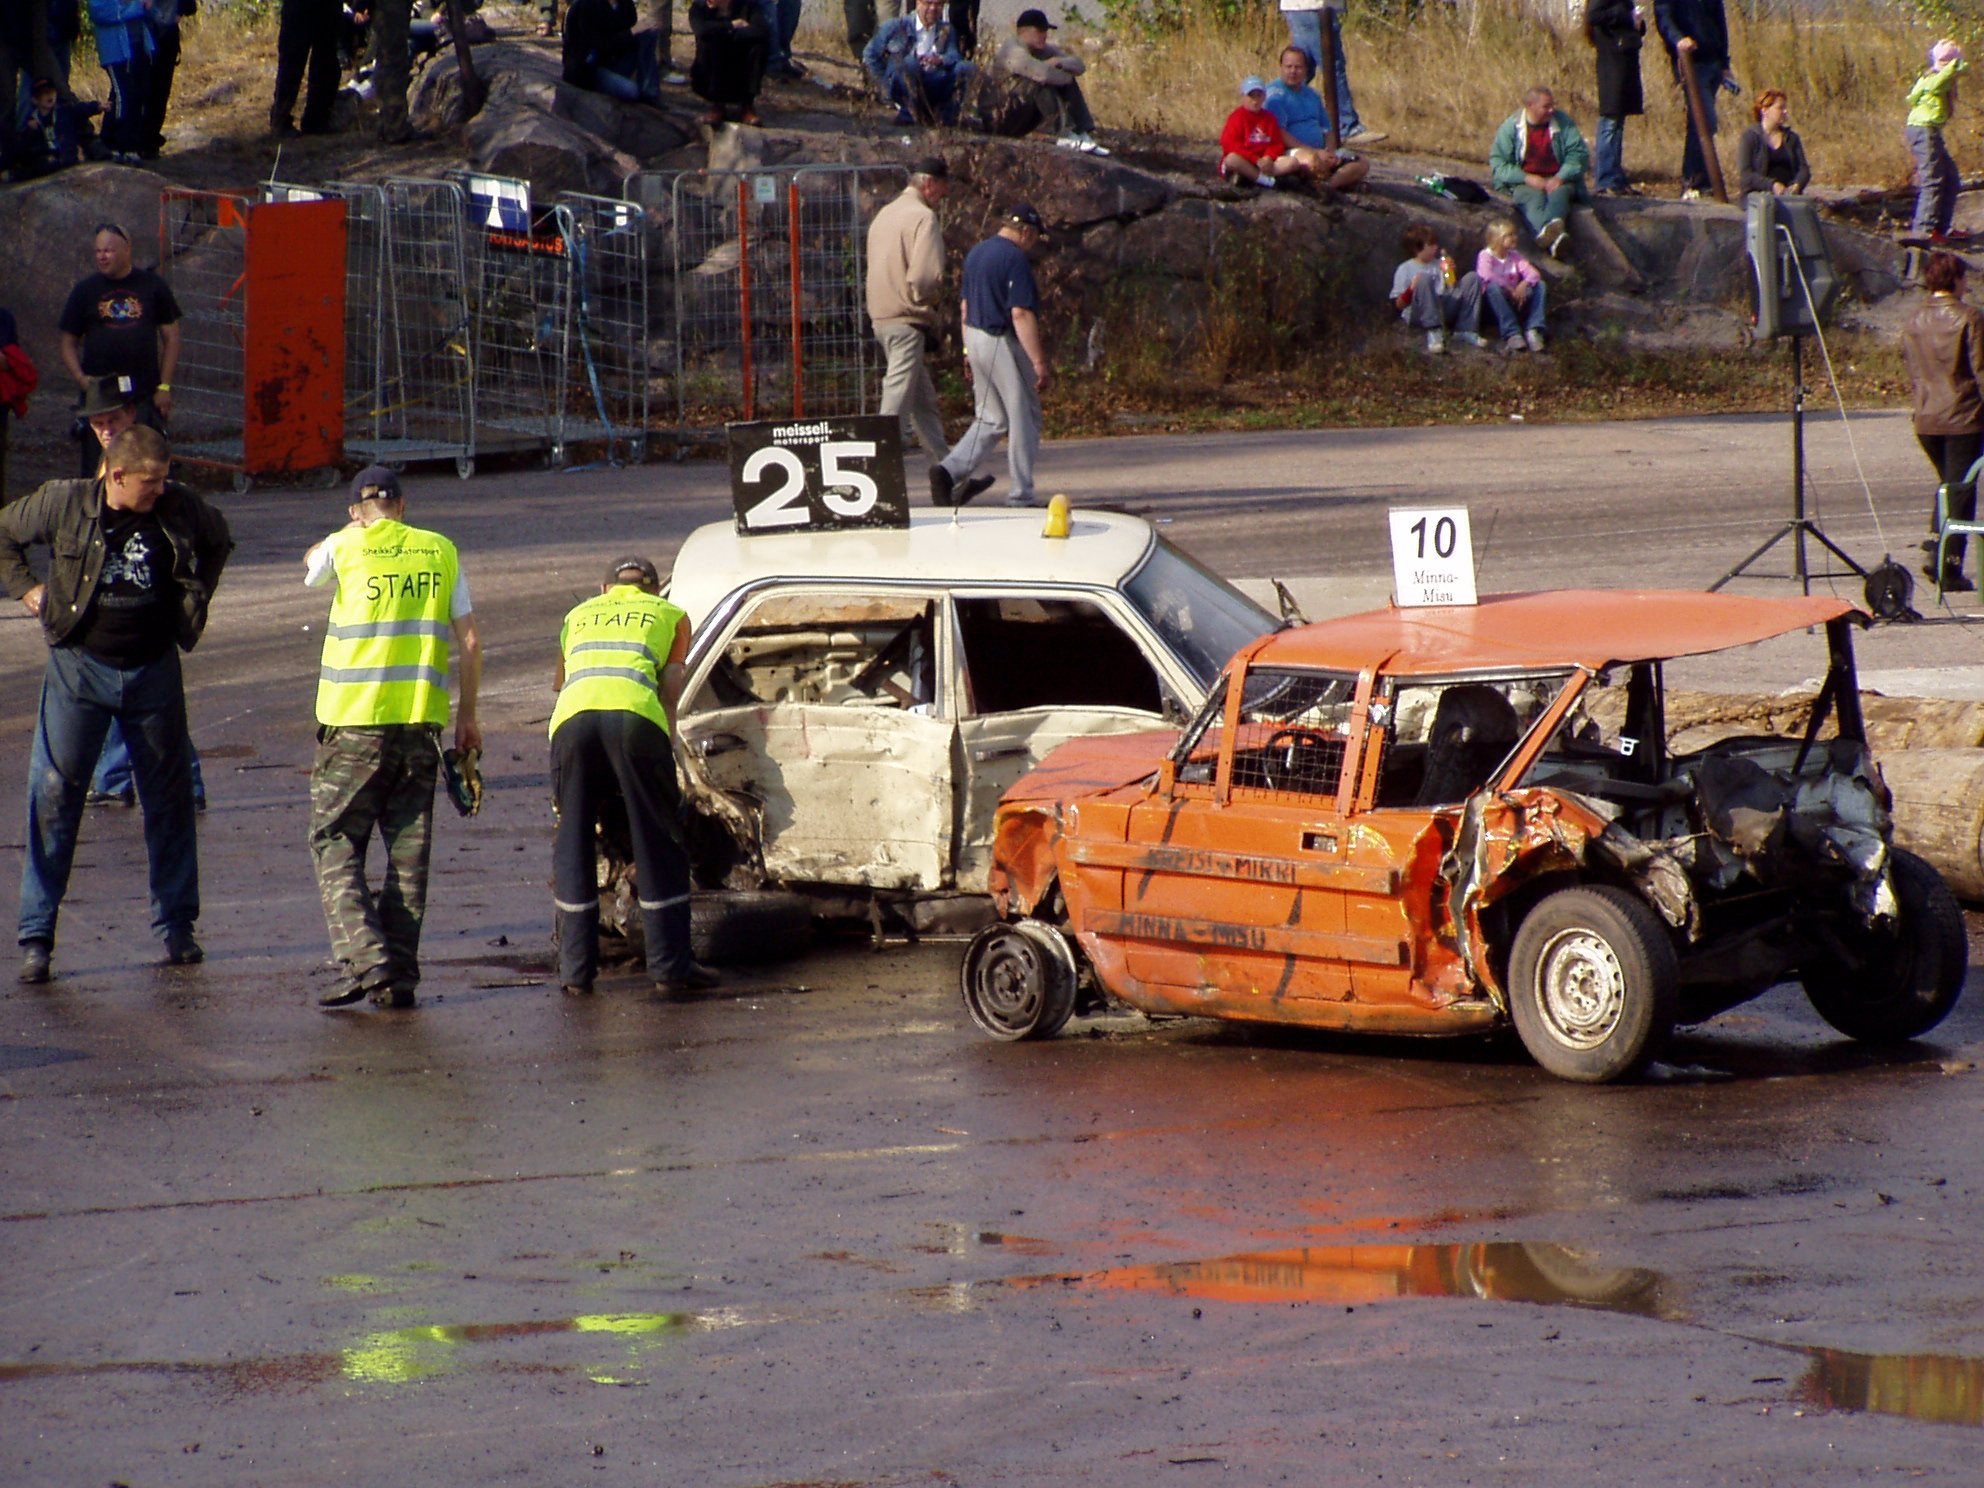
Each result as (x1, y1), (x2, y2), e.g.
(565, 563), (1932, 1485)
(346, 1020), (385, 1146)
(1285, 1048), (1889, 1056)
(667, 509), (1158, 626)
(1247, 590), (1860, 676)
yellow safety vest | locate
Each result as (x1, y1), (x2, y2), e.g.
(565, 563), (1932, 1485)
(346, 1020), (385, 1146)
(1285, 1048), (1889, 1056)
(549, 585), (684, 738)
(314, 519), (460, 727)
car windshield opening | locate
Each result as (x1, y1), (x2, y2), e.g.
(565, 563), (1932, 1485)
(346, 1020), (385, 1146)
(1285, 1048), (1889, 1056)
(1123, 539), (1279, 692)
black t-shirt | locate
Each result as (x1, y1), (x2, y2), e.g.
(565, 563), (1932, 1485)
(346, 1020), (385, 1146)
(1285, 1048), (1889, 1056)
(57, 268), (182, 396)
(75, 508), (174, 667)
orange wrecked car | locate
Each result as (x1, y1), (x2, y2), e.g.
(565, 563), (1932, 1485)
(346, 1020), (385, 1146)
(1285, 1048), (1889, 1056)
(964, 590), (1969, 1082)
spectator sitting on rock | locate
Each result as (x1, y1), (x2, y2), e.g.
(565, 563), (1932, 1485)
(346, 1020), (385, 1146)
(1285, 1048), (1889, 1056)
(1477, 217), (1548, 354)
(689, 0), (769, 126)
(1220, 75), (1367, 192)
(863, 0), (972, 126)
(5, 78), (97, 180)
(1489, 85), (1587, 260)
(1390, 222), (1485, 355)
(1263, 45), (1327, 147)
(1737, 88), (1809, 200)
(986, 7), (1107, 155)
(564, 0), (662, 103)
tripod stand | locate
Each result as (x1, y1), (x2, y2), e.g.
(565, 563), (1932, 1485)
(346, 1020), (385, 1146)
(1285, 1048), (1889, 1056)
(1709, 335), (1867, 594)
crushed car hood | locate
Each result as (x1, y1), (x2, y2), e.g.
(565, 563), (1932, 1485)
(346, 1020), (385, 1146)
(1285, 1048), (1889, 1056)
(1002, 730), (1177, 804)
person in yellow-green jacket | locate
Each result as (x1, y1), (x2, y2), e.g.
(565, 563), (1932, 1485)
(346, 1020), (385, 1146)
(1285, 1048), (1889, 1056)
(305, 466), (481, 1011)
(1908, 38), (1967, 243)
(549, 554), (715, 999)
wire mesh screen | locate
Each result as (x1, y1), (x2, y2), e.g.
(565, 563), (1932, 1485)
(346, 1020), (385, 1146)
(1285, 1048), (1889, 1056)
(552, 192), (649, 463)
(371, 178), (475, 473)
(159, 188), (251, 472)
(1229, 669), (1360, 800)
(454, 170), (565, 460)
(626, 164), (904, 428)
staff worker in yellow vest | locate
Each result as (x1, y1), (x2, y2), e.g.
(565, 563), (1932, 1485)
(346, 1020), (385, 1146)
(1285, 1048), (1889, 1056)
(306, 466), (481, 1010)
(550, 554), (716, 998)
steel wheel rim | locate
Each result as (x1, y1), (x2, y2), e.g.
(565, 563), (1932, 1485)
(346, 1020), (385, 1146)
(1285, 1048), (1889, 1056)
(972, 930), (1047, 1032)
(1536, 927), (1627, 1049)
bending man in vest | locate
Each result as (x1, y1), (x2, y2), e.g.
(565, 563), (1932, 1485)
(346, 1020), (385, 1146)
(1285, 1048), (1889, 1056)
(550, 555), (715, 998)
(0, 425), (232, 984)
(307, 466), (481, 1010)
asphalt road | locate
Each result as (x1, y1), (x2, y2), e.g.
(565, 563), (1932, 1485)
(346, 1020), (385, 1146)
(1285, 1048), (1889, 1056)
(4, 413), (1984, 1485)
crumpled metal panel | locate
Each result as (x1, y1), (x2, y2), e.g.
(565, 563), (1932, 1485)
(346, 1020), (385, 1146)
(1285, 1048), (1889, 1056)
(679, 704), (953, 890)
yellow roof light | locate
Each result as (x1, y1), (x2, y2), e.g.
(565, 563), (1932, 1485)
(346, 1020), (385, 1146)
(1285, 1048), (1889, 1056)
(1042, 494), (1071, 539)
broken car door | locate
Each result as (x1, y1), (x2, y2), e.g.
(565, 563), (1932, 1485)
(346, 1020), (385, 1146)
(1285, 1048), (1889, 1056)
(675, 589), (956, 890)
(951, 593), (1186, 891)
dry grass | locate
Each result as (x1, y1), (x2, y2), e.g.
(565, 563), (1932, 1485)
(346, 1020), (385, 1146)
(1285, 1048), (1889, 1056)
(1076, 0), (1940, 191)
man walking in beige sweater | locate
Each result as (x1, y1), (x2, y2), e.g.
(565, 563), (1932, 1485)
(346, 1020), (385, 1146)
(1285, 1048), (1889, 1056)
(867, 157), (984, 499)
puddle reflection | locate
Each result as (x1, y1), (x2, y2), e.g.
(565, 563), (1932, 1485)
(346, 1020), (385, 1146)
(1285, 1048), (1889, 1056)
(1802, 1347), (1984, 1428)
(341, 1308), (750, 1385)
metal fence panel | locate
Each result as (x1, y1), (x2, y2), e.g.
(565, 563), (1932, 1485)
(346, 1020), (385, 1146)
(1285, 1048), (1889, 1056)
(454, 170), (565, 463)
(553, 192), (649, 464)
(160, 188), (251, 476)
(373, 178), (477, 477)
(626, 164), (904, 430)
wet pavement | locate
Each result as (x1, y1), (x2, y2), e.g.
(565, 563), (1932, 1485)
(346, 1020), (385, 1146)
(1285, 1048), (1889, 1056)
(4, 416), (1984, 1483)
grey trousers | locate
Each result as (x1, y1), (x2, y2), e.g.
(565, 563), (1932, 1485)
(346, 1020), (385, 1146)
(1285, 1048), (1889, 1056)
(1402, 271), (1483, 335)
(941, 325), (1039, 506)
(876, 319), (948, 460)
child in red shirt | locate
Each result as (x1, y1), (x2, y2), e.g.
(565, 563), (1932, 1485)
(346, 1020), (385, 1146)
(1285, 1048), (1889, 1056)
(1220, 75), (1370, 191)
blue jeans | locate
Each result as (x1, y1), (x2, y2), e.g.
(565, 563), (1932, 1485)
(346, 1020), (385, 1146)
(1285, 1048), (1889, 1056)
(93, 719), (205, 800)
(591, 32), (661, 102)
(1483, 280), (1547, 340)
(885, 59), (973, 123)
(1285, 8), (1360, 136)
(1594, 113), (1627, 191)
(765, 0), (801, 70)
(1678, 57), (1722, 190)
(20, 645), (199, 946)
(1908, 124), (1958, 236)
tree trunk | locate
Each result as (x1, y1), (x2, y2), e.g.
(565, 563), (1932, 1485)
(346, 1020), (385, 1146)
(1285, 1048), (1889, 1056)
(443, 0), (489, 118)
(373, 0), (413, 141)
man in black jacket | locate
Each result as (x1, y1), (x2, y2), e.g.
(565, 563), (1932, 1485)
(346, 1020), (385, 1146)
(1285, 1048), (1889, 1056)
(0, 426), (233, 984)
(1654, 0), (1729, 198)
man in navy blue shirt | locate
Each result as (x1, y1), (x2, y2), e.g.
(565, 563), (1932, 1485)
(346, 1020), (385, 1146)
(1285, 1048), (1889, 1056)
(931, 203), (1049, 509)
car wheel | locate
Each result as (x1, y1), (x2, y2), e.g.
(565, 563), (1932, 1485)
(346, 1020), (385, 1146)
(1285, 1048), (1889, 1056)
(1799, 849), (1967, 1043)
(690, 890), (813, 966)
(960, 920), (1077, 1042)
(1508, 886), (1679, 1083)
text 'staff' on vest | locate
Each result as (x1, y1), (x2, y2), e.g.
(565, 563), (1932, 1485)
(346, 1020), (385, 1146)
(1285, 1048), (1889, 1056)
(550, 587), (683, 739)
(316, 521), (460, 727)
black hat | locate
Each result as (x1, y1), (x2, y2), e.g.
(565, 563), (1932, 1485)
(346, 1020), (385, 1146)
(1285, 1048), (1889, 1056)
(605, 555), (660, 586)
(77, 374), (141, 419)
(350, 464), (402, 503)
(1007, 202), (1046, 232)
(1015, 8), (1055, 29)
(911, 155), (949, 180)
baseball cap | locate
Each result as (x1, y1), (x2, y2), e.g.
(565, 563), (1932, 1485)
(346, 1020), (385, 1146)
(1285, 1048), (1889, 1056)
(77, 374), (140, 418)
(1241, 76), (1269, 97)
(349, 464), (402, 503)
(912, 155), (949, 180)
(1016, 8), (1055, 29)
(605, 555), (660, 586)
(1007, 202), (1046, 232)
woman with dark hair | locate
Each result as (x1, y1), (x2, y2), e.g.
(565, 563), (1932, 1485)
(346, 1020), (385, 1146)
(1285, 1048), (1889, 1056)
(1737, 88), (1811, 199)
(1900, 250), (1984, 591)
(1586, 0), (1644, 196)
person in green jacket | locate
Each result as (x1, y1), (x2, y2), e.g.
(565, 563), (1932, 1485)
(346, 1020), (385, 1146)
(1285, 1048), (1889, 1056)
(1908, 38), (1966, 243)
(1488, 86), (1589, 259)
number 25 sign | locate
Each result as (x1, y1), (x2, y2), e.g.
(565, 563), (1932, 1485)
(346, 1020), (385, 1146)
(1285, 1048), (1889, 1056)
(727, 416), (909, 535)
(1387, 505), (1478, 608)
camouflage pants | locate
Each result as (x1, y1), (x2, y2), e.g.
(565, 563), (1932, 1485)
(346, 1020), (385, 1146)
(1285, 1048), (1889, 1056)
(309, 724), (440, 995)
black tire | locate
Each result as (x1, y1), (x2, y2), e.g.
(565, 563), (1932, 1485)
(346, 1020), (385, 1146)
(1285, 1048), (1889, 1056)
(690, 890), (813, 966)
(1507, 885), (1679, 1083)
(960, 920), (1077, 1041)
(1800, 848), (1968, 1043)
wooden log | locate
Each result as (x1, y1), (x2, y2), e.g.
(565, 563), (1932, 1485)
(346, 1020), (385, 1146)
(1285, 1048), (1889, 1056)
(1880, 749), (1984, 903)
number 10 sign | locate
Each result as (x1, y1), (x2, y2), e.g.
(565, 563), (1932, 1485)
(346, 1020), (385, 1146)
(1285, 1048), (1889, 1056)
(1387, 506), (1478, 608)
(727, 415), (909, 536)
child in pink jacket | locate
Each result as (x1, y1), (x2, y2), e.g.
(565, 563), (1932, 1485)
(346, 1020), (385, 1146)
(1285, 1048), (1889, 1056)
(1477, 219), (1548, 352)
